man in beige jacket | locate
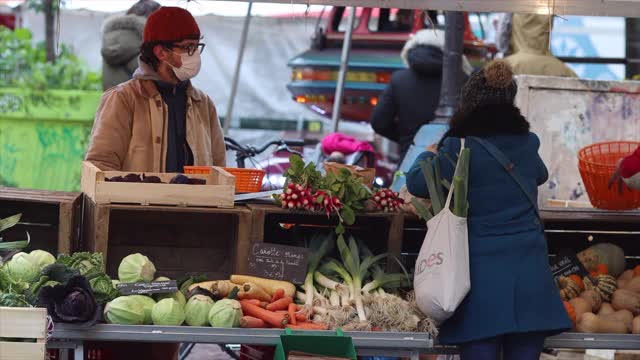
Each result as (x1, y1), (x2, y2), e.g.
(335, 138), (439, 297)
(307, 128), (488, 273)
(86, 6), (225, 172)
(499, 13), (577, 77)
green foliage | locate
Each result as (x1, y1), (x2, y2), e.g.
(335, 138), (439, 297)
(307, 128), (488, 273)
(0, 27), (101, 91)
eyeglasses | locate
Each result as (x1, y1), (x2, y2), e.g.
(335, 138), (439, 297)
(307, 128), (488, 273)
(167, 43), (205, 56)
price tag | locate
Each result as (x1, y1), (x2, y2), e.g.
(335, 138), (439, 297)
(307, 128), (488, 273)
(248, 243), (309, 284)
(116, 280), (178, 296)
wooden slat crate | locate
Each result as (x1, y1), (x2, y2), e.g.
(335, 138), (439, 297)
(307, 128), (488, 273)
(0, 307), (48, 360)
(0, 187), (82, 255)
(81, 161), (235, 208)
(246, 204), (405, 273)
(82, 198), (253, 279)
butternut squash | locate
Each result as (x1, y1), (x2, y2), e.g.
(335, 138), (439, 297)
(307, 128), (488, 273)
(611, 289), (640, 315)
(622, 277), (640, 293)
(600, 309), (634, 331)
(598, 303), (615, 316)
(633, 316), (640, 334)
(580, 290), (602, 312)
(576, 312), (628, 334)
(569, 298), (592, 322)
(619, 279), (629, 289)
(620, 269), (634, 282)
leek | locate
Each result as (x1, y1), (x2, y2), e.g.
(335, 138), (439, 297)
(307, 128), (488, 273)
(452, 149), (470, 217)
(329, 290), (340, 306)
(337, 235), (387, 322)
(319, 260), (354, 300)
(314, 272), (346, 293)
(304, 233), (335, 306)
(362, 268), (410, 294)
(420, 159), (443, 214)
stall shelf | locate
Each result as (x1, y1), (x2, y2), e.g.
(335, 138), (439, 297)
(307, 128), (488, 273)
(49, 324), (433, 359)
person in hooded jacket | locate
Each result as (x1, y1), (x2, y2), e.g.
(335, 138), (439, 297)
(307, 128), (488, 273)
(370, 29), (472, 164)
(87, 6), (226, 174)
(101, 0), (160, 90)
(499, 13), (577, 77)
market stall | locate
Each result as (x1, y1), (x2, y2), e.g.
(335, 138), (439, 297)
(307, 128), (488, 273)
(3, 1), (640, 360)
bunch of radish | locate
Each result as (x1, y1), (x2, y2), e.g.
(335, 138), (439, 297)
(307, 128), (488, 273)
(313, 190), (343, 216)
(371, 188), (404, 212)
(280, 183), (314, 210)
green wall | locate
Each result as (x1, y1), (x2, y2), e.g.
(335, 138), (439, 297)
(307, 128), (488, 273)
(0, 88), (101, 191)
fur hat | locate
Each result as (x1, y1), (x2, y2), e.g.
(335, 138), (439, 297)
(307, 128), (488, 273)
(143, 7), (200, 43)
(460, 60), (517, 112)
(401, 29), (473, 75)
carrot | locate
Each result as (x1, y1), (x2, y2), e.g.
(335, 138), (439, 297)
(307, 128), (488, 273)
(266, 297), (293, 311)
(240, 302), (289, 328)
(259, 302), (269, 309)
(295, 305), (304, 311)
(241, 299), (261, 306)
(286, 323), (329, 330)
(295, 312), (308, 322)
(271, 288), (285, 303)
(240, 316), (266, 328)
(288, 303), (297, 325)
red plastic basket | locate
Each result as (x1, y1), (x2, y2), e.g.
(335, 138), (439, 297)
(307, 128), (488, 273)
(578, 141), (640, 210)
(223, 168), (265, 193)
(183, 166), (265, 193)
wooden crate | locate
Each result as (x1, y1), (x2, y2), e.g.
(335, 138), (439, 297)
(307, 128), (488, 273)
(81, 161), (235, 208)
(246, 204), (405, 272)
(82, 198), (253, 279)
(0, 187), (82, 255)
(0, 307), (48, 360)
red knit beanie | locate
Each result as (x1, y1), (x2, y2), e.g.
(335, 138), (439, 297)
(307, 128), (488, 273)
(143, 7), (200, 43)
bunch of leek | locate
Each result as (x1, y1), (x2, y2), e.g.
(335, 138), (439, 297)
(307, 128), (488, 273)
(412, 148), (471, 220)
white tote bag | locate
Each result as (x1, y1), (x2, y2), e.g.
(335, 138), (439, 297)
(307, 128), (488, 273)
(414, 139), (470, 324)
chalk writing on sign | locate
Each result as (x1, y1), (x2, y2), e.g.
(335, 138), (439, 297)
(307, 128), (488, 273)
(248, 243), (309, 284)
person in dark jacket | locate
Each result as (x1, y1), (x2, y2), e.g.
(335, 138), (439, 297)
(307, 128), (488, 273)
(370, 29), (472, 164)
(101, 0), (160, 90)
(406, 60), (570, 360)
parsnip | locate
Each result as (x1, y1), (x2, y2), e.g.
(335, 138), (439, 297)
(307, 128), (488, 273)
(230, 275), (296, 297)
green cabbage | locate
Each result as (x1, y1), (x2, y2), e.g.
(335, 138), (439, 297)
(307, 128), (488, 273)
(185, 295), (214, 327)
(129, 295), (156, 325)
(29, 250), (55, 270)
(4, 252), (39, 283)
(152, 298), (185, 326)
(104, 296), (146, 325)
(118, 254), (156, 283)
(57, 252), (105, 278)
(154, 290), (186, 307)
(89, 274), (118, 303)
(208, 299), (242, 328)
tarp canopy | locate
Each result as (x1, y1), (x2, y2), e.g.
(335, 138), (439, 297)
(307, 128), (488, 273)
(21, 8), (329, 124)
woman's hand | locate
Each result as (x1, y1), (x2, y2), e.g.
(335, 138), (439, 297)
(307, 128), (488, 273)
(427, 144), (438, 154)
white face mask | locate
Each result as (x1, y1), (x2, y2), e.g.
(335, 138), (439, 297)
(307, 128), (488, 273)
(166, 51), (201, 81)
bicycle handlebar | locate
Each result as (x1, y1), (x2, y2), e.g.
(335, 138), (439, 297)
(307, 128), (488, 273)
(224, 137), (305, 155)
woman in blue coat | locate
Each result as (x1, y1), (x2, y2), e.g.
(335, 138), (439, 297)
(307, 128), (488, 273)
(406, 60), (570, 360)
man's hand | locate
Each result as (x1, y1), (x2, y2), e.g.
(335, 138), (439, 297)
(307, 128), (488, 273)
(608, 158), (624, 195)
(427, 144), (438, 154)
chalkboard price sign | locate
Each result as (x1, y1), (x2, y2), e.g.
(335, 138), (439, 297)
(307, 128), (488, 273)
(116, 280), (179, 296)
(248, 243), (309, 284)
(549, 249), (588, 280)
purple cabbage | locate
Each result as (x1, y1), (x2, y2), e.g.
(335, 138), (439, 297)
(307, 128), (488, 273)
(38, 275), (100, 325)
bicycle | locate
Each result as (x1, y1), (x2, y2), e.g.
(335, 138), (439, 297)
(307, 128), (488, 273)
(224, 136), (307, 191)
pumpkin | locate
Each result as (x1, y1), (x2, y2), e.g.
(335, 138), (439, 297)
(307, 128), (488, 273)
(563, 301), (576, 326)
(589, 264), (609, 277)
(584, 275), (618, 302)
(569, 274), (584, 290)
(558, 276), (581, 301)
(634, 265), (640, 278)
(580, 290), (602, 312)
(577, 243), (626, 278)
